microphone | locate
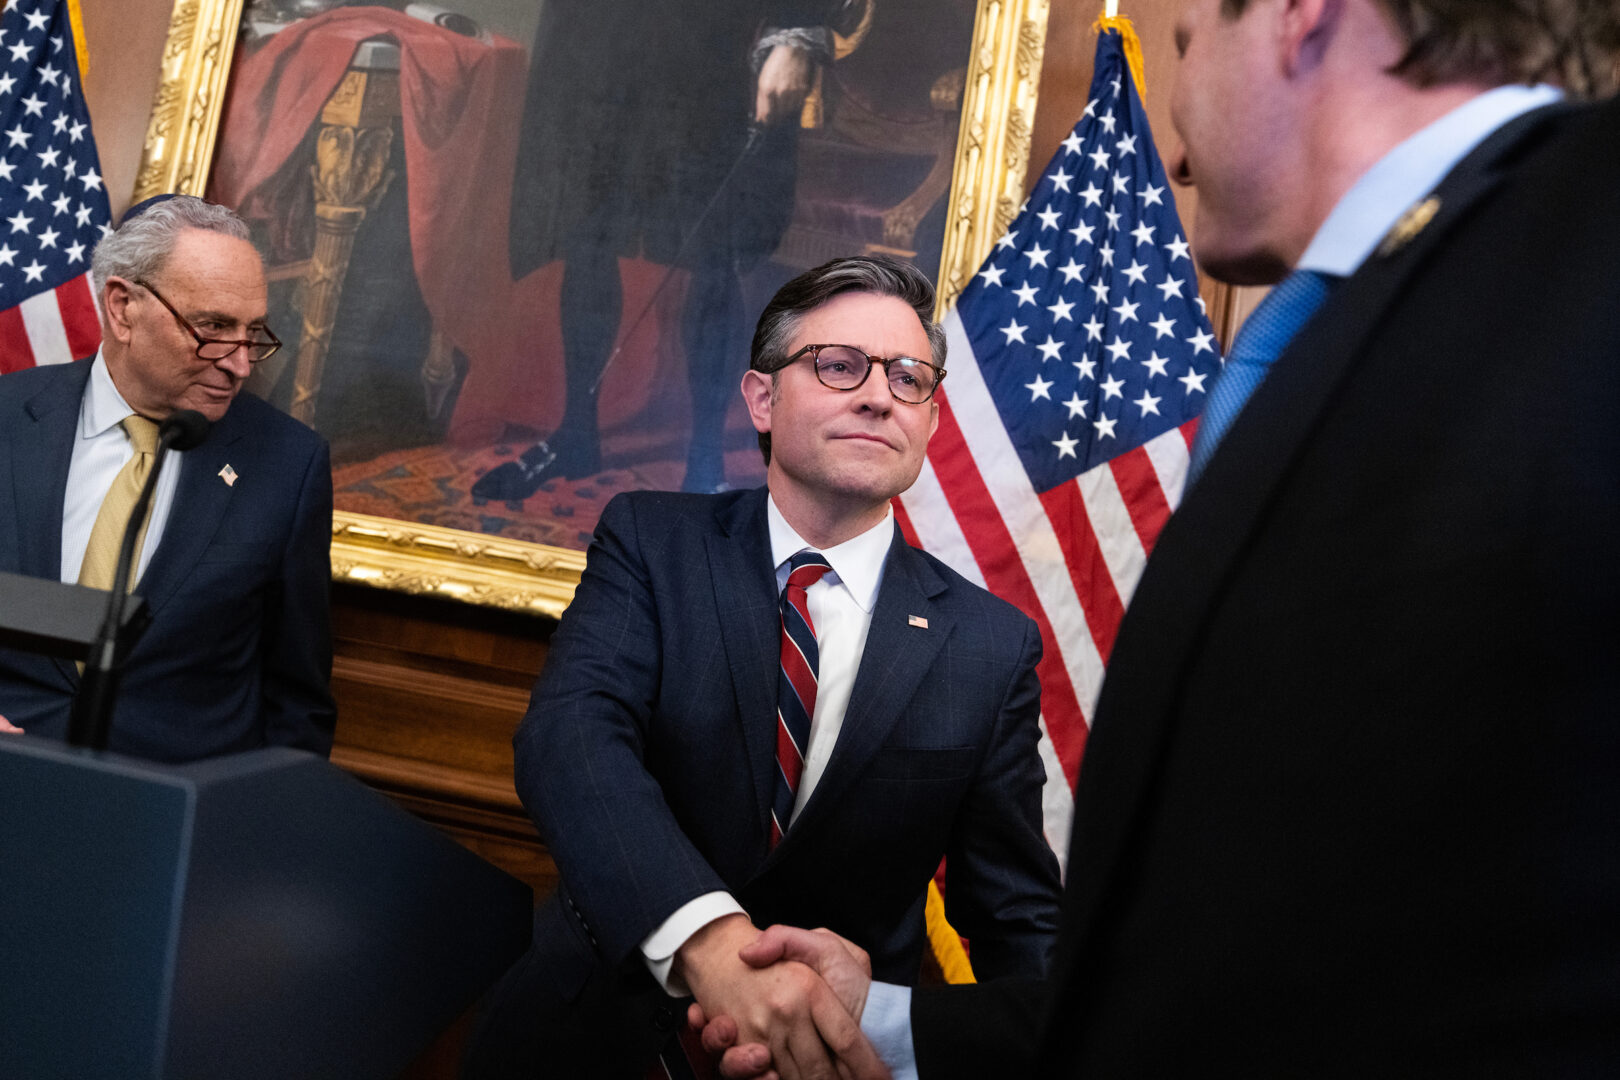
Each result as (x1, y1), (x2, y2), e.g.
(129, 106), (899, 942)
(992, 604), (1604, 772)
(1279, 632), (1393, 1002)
(67, 410), (212, 750)
(162, 409), (212, 452)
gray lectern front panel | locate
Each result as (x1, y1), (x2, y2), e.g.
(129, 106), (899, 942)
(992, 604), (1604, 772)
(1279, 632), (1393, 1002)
(0, 739), (532, 1080)
(0, 737), (194, 1079)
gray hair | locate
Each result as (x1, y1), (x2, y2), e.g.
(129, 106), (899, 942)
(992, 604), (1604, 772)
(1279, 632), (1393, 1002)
(750, 255), (947, 464)
(91, 195), (254, 295)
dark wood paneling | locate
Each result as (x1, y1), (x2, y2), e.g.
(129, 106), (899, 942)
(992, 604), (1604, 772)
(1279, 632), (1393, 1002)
(329, 584), (559, 902)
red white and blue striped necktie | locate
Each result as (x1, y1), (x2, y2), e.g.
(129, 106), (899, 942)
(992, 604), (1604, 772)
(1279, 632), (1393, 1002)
(772, 550), (832, 847)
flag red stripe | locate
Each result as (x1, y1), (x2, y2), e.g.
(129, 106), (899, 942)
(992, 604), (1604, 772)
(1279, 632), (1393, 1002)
(1108, 445), (1175, 559)
(57, 274), (100, 360)
(0, 305), (33, 374)
(928, 394), (1090, 786)
(893, 498), (922, 548)
(1035, 480), (1128, 663)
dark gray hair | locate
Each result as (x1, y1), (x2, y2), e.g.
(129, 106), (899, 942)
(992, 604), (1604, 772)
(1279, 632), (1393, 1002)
(750, 254), (946, 464)
(91, 195), (254, 295)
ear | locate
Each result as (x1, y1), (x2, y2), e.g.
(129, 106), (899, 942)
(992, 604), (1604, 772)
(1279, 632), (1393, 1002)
(925, 399), (939, 441)
(102, 277), (137, 345)
(741, 369), (774, 436)
(1280, 0), (1343, 76)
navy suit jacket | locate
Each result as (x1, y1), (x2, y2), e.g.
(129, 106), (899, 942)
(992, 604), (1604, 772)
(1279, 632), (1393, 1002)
(0, 359), (335, 762)
(912, 97), (1620, 1076)
(478, 486), (1060, 1076)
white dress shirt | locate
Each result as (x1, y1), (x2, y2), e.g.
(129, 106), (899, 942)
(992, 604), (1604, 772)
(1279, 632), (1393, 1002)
(639, 495), (896, 994)
(59, 351), (184, 585)
(860, 82), (1566, 1080)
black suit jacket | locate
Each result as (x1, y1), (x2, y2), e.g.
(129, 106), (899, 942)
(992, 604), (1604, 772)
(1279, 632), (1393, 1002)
(0, 359), (335, 762)
(474, 487), (1061, 1076)
(914, 96), (1620, 1075)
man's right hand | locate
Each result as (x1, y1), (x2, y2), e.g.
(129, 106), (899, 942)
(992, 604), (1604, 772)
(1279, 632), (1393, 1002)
(690, 925), (885, 1080)
(676, 914), (888, 1080)
(0, 714), (22, 735)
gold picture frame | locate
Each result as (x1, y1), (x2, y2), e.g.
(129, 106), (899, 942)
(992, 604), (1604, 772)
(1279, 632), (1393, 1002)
(134, 0), (1050, 619)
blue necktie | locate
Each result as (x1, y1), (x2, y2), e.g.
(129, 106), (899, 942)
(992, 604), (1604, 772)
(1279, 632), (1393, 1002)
(1186, 269), (1337, 486)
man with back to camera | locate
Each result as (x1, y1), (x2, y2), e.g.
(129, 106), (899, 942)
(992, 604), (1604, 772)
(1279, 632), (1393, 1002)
(696, 0), (1620, 1076)
(0, 194), (335, 762)
(464, 255), (1062, 1078)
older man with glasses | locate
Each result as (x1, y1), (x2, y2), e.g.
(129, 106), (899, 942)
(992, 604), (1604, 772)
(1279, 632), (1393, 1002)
(0, 194), (335, 763)
(466, 254), (1060, 1079)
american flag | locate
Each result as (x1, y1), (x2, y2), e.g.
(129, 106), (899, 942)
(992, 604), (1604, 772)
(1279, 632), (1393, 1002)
(898, 28), (1221, 872)
(0, 0), (109, 373)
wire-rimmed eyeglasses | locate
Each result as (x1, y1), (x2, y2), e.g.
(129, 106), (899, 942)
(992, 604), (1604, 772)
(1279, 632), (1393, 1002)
(133, 278), (281, 364)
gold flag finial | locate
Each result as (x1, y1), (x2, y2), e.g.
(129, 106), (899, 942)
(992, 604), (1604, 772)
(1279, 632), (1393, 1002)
(1092, 8), (1146, 101)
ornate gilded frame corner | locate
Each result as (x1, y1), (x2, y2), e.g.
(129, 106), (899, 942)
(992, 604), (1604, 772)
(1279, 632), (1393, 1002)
(330, 516), (587, 619)
(132, 0), (245, 202)
(936, 0), (1051, 316)
(135, 0), (1046, 615)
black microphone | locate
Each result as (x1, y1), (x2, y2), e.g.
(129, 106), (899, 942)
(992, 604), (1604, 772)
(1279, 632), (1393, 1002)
(162, 409), (212, 452)
(67, 409), (213, 750)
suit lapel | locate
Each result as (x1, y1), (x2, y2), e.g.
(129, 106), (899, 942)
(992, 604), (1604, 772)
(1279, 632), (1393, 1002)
(770, 534), (953, 854)
(134, 402), (245, 616)
(705, 488), (783, 849)
(12, 361), (90, 580)
(11, 362), (92, 688)
(1053, 103), (1573, 971)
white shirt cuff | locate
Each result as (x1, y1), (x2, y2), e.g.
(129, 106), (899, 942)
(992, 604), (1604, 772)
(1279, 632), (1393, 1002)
(639, 891), (747, 996)
(860, 981), (917, 1080)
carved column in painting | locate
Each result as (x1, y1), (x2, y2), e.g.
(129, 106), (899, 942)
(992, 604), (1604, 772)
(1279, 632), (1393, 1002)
(290, 44), (399, 426)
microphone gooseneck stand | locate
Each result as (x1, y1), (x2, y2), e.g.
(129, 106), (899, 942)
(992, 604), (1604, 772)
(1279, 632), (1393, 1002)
(67, 410), (211, 751)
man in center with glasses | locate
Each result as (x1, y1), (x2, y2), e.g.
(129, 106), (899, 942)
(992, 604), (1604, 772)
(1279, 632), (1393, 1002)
(468, 255), (1060, 1078)
(0, 194), (334, 762)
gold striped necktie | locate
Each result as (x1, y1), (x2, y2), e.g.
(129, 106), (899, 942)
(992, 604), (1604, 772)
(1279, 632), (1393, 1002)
(78, 414), (161, 593)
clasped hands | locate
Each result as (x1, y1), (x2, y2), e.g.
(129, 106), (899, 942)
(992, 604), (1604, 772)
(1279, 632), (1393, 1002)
(675, 914), (888, 1080)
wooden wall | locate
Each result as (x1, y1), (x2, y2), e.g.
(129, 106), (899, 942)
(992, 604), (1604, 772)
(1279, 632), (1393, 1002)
(79, 0), (174, 222)
(328, 584), (558, 895)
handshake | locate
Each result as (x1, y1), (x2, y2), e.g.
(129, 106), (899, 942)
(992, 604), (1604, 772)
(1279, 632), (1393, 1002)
(675, 914), (892, 1080)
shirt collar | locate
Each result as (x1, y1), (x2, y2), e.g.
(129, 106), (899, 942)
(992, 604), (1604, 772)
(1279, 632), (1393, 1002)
(1297, 83), (1563, 277)
(767, 494), (894, 614)
(80, 348), (139, 440)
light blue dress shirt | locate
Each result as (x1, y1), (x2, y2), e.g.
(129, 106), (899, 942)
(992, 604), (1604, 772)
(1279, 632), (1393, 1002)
(59, 351), (185, 585)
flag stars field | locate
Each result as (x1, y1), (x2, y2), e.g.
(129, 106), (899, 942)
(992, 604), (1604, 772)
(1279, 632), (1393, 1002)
(0, 0), (114, 368)
(946, 30), (1222, 495)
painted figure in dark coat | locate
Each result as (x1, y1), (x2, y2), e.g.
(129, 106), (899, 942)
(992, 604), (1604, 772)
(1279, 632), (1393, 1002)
(480, 0), (867, 499)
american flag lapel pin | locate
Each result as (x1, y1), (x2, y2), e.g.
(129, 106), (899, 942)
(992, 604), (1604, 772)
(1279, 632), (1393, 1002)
(219, 464), (238, 487)
(908, 614), (929, 629)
